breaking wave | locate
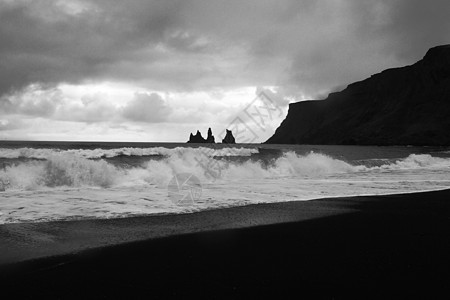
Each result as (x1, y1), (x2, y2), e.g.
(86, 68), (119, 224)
(0, 150), (448, 191)
(0, 146), (259, 159)
(365, 154), (450, 170)
(0, 154), (119, 189)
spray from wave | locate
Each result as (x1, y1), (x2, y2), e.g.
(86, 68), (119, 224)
(1, 149), (448, 191)
(372, 154), (450, 170)
(0, 146), (259, 159)
(0, 154), (120, 190)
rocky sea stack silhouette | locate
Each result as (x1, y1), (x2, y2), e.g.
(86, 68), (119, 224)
(222, 129), (236, 144)
(187, 128), (215, 143)
(266, 44), (450, 146)
(186, 128), (236, 144)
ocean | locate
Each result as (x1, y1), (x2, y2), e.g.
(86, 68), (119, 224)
(0, 141), (449, 224)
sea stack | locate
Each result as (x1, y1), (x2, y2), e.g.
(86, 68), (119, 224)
(222, 129), (236, 144)
(206, 128), (215, 143)
(187, 128), (216, 143)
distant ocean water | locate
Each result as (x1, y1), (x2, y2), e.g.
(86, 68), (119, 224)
(1, 141), (450, 224)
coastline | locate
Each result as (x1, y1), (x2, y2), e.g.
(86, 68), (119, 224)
(1, 189), (450, 298)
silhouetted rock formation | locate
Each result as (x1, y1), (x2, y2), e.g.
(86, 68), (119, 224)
(222, 129), (236, 144)
(187, 128), (215, 143)
(266, 44), (450, 146)
(206, 128), (215, 143)
(187, 130), (206, 143)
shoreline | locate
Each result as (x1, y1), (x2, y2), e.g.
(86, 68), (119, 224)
(1, 189), (450, 297)
(2, 185), (449, 226)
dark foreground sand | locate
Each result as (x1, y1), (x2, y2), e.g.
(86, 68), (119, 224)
(1, 190), (450, 299)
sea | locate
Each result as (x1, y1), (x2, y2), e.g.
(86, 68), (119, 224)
(0, 141), (450, 224)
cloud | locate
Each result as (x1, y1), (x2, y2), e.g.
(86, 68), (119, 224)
(284, 0), (450, 97)
(0, 83), (249, 126)
(255, 87), (290, 107)
(0, 84), (61, 116)
(122, 92), (172, 123)
(1, 0), (449, 100)
(55, 97), (118, 123)
(0, 0), (184, 94)
(0, 0), (449, 140)
(0, 118), (26, 131)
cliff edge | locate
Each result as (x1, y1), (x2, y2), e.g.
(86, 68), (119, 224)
(266, 45), (450, 145)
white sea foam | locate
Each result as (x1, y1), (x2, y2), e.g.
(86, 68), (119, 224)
(0, 146), (259, 159)
(1, 151), (449, 224)
(373, 154), (450, 170)
(0, 151), (359, 189)
(1, 152), (449, 190)
(136, 152), (450, 184)
(0, 154), (120, 190)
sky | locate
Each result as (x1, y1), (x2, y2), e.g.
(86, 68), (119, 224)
(0, 0), (449, 142)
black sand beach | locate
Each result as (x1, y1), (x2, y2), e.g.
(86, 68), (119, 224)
(1, 189), (450, 299)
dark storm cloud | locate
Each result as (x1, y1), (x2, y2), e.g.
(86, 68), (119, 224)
(0, 0), (449, 101)
(286, 0), (450, 97)
(0, 0), (187, 95)
(0, 84), (61, 116)
(376, 0), (450, 61)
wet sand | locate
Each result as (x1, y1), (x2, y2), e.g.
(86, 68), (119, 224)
(1, 189), (450, 298)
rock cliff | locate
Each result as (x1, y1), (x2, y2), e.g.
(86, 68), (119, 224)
(266, 45), (450, 145)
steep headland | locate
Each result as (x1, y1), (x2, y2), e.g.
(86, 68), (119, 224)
(266, 45), (450, 145)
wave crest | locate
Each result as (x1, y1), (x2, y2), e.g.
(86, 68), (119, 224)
(367, 154), (450, 170)
(0, 146), (259, 159)
(1, 152), (449, 190)
(123, 151), (362, 185)
(1, 154), (119, 189)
